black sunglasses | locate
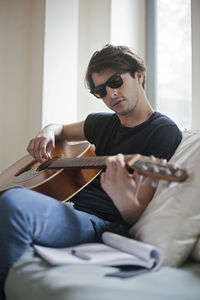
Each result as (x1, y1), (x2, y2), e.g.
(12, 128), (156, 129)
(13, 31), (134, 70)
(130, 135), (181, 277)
(90, 72), (124, 99)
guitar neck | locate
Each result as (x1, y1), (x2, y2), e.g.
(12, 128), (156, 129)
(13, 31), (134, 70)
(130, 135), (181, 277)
(46, 154), (188, 183)
(49, 155), (136, 170)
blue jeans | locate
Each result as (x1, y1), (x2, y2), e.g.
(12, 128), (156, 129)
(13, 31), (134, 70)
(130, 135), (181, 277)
(0, 188), (129, 299)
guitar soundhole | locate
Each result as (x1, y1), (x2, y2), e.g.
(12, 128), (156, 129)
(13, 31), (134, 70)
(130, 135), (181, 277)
(15, 159), (38, 176)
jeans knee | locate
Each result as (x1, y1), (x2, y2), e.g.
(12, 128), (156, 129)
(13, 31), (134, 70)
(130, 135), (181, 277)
(0, 188), (27, 217)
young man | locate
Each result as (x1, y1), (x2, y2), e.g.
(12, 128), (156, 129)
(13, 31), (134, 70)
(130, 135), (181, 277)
(0, 44), (182, 299)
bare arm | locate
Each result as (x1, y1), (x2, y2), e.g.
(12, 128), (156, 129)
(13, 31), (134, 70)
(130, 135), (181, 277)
(27, 121), (86, 162)
(100, 154), (156, 225)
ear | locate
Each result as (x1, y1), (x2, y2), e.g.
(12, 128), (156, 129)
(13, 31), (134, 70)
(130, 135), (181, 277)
(135, 72), (144, 86)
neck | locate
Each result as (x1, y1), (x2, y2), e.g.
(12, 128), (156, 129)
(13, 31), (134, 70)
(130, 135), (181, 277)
(118, 94), (154, 128)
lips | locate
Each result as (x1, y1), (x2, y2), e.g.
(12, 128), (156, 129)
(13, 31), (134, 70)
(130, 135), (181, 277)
(112, 98), (124, 108)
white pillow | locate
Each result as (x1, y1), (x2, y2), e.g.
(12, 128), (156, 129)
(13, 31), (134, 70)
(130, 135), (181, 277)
(130, 130), (200, 267)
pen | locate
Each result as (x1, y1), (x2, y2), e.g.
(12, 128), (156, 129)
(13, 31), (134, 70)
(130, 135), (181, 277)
(71, 249), (91, 261)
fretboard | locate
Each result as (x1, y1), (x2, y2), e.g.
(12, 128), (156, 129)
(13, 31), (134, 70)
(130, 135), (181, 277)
(49, 155), (134, 169)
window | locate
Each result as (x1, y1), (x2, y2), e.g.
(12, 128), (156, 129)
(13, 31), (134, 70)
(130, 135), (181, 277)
(156, 0), (192, 130)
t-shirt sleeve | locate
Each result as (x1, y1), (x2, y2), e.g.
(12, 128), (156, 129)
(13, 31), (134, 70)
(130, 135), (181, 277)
(144, 124), (182, 161)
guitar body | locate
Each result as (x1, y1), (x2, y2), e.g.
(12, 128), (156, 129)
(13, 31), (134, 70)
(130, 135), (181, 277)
(0, 141), (101, 202)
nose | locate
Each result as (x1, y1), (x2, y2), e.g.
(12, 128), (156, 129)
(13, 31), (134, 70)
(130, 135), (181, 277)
(106, 86), (118, 98)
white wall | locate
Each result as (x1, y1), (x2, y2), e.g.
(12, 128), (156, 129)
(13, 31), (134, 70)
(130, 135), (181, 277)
(42, 0), (79, 126)
(0, 0), (45, 170)
(111, 0), (146, 59)
(29, 0), (46, 137)
(191, 0), (200, 129)
(77, 0), (112, 121)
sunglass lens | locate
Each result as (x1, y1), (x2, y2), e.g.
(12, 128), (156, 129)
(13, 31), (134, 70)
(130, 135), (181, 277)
(93, 86), (106, 99)
(107, 74), (123, 89)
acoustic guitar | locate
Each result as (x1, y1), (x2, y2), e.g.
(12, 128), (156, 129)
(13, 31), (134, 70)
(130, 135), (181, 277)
(0, 140), (188, 202)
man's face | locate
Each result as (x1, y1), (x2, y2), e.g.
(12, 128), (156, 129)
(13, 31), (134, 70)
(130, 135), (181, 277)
(91, 69), (143, 116)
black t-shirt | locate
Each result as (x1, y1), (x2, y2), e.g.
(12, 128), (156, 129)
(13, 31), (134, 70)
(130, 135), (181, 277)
(72, 112), (182, 223)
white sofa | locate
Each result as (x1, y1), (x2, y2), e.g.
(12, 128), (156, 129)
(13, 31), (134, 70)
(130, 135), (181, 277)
(5, 130), (200, 299)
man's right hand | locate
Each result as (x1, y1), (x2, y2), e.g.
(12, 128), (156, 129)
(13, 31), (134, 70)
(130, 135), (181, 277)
(27, 124), (63, 163)
(27, 120), (86, 163)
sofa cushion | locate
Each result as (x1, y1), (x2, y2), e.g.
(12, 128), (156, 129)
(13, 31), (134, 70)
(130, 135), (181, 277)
(130, 130), (200, 267)
(5, 247), (200, 300)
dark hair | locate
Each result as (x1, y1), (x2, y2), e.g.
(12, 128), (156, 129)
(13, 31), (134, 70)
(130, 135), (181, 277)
(85, 44), (147, 91)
